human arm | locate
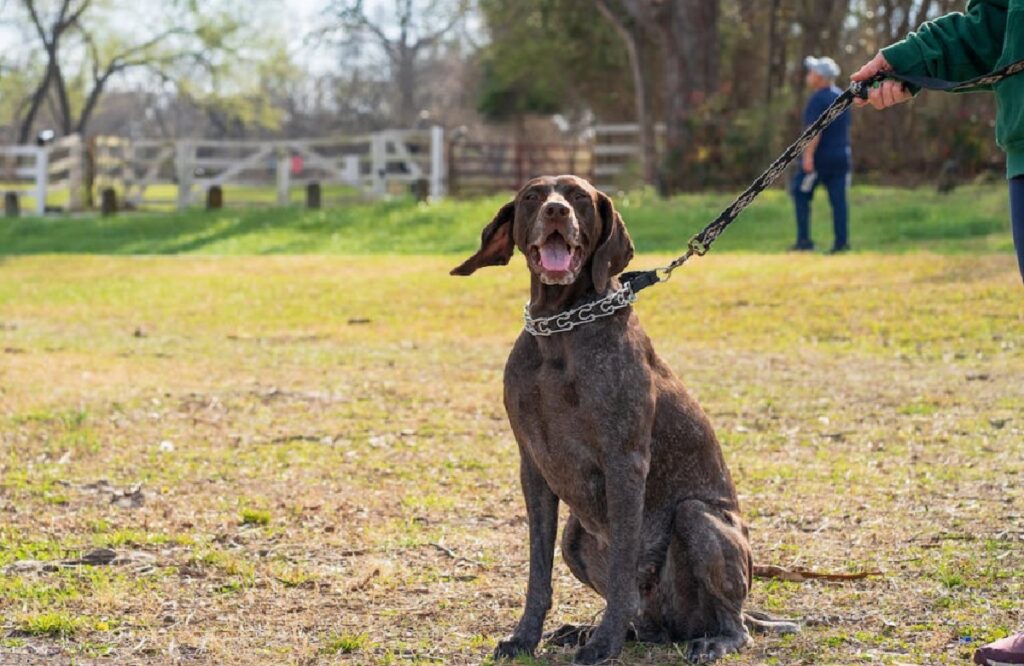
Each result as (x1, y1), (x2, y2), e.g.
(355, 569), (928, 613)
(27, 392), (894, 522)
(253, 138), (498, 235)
(803, 135), (820, 172)
(851, 1), (1008, 110)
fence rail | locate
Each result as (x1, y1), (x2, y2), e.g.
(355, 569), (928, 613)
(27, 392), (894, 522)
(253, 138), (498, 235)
(2, 123), (658, 213)
(3, 127), (448, 213)
(0, 145), (47, 215)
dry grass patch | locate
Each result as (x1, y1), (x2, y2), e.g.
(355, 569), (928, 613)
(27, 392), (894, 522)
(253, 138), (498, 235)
(0, 254), (1021, 665)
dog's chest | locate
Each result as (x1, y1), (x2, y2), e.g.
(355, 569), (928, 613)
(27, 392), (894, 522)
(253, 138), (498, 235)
(506, 354), (609, 530)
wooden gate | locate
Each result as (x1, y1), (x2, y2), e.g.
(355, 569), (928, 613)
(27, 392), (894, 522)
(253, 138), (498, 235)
(90, 128), (445, 209)
(93, 137), (178, 208)
(448, 140), (592, 196)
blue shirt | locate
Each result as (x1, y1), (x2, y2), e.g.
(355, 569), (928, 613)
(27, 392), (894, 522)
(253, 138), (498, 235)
(804, 85), (851, 173)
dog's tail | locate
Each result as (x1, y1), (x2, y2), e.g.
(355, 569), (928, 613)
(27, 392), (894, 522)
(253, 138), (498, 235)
(743, 609), (800, 635)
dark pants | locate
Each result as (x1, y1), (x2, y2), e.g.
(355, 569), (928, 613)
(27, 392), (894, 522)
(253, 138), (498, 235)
(792, 168), (849, 249)
(1011, 176), (1024, 282)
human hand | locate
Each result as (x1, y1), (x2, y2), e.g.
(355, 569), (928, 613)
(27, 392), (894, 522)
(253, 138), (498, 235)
(802, 152), (814, 174)
(851, 52), (913, 109)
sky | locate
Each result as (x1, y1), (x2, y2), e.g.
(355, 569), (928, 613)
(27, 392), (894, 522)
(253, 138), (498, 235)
(0, 0), (345, 75)
(0, 0), (481, 94)
(270, 0), (338, 73)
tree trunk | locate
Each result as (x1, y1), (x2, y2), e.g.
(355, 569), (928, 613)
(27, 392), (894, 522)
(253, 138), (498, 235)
(18, 68), (52, 144)
(76, 71), (114, 135)
(633, 35), (656, 186)
(52, 60), (73, 135)
(594, 0), (656, 186)
(395, 47), (418, 127)
(765, 0), (783, 103)
(731, 0), (758, 109)
(658, 0), (719, 192)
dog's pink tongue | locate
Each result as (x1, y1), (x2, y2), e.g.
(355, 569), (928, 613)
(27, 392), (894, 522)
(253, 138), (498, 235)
(539, 239), (571, 272)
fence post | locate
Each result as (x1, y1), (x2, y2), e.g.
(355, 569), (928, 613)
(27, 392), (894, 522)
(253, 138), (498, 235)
(370, 132), (387, 197)
(4, 192), (19, 217)
(206, 185), (223, 210)
(276, 148), (290, 207)
(175, 140), (193, 210)
(34, 146), (48, 216)
(100, 188), (118, 216)
(429, 125), (445, 200)
(66, 134), (84, 212)
(306, 182), (321, 209)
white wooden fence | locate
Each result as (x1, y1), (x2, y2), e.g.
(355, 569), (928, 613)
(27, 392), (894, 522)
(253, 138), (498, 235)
(0, 134), (83, 214)
(2, 123), (662, 214)
(0, 145), (47, 215)
(3, 127), (447, 213)
(591, 123), (665, 191)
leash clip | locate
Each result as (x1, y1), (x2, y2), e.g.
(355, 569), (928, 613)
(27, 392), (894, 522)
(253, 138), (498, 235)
(688, 235), (709, 256)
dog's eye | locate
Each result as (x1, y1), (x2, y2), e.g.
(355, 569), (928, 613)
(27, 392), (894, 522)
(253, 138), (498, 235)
(523, 191), (539, 202)
(573, 191), (589, 203)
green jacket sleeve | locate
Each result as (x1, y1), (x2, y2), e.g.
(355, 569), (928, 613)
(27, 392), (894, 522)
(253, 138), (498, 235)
(881, 0), (1008, 86)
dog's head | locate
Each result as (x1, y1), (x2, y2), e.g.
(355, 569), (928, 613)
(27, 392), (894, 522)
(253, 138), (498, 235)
(450, 175), (633, 292)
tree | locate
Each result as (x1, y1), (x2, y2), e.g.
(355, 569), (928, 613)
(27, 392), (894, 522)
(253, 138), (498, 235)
(593, 0), (656, 185)
(17, 0), (87, 142)
(599, 0), (719, 191)
(14, 0), (246, 141)
(476, 0), (633, 127)
(321, 0), (470, 127)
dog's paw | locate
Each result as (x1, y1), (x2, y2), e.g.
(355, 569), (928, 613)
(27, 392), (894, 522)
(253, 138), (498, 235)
(572, 629), (621, 665)
(685, 633), (751, 664)
(492, 636), (535, 661)
(545, 624), (593, 647)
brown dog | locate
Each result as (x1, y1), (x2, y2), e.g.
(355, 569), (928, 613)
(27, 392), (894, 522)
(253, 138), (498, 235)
(453, 176), (781, 664)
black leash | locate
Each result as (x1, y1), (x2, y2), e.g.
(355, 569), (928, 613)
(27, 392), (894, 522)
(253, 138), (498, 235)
(621, 58), (1024, 294)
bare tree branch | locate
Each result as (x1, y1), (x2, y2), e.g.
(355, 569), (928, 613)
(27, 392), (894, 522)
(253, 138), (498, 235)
(318, 0), (468, 126)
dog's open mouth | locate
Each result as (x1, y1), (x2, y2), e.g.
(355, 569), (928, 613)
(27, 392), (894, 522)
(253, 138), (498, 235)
(529, 231), (581, 282)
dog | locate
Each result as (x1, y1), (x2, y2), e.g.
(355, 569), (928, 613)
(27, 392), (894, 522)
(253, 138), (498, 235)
(452, 175), (790, 664)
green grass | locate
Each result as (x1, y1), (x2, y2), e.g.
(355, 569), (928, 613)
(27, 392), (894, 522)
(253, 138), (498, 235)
(0, 186), (1021, 664)
(0, 182), (363, 214)
(1, 252), (1021, 665)
(0, 185), (1013, 256)
(239, 507), (271, 526)
(321, 632), (369, 655)
(17, 611), (82, 638)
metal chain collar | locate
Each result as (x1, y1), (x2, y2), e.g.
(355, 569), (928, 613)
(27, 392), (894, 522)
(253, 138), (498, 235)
(523, 282), (636, 337)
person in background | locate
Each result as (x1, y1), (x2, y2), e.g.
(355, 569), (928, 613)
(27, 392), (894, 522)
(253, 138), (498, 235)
(852, 0), (1023, 285)
(853, 2), (1023, 664)
(791, 56), (853, 253)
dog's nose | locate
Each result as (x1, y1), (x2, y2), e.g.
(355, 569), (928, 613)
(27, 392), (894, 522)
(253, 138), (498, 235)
(543, 202), (570, 220)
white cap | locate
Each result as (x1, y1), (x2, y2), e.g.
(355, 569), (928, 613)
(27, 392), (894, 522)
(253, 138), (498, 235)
(804, 56), (841, 79)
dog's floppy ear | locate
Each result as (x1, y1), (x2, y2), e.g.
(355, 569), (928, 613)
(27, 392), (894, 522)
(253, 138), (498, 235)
(450, 201), (516, 276)
(592, 192), (634, 292)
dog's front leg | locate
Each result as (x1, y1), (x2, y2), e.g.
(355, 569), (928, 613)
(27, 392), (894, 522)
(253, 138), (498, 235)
(493, 451), (559, 661)
(574, 448), (648, 665)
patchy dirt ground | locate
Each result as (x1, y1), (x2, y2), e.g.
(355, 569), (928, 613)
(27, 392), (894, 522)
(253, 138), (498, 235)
(1, 254), (1022, 665)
